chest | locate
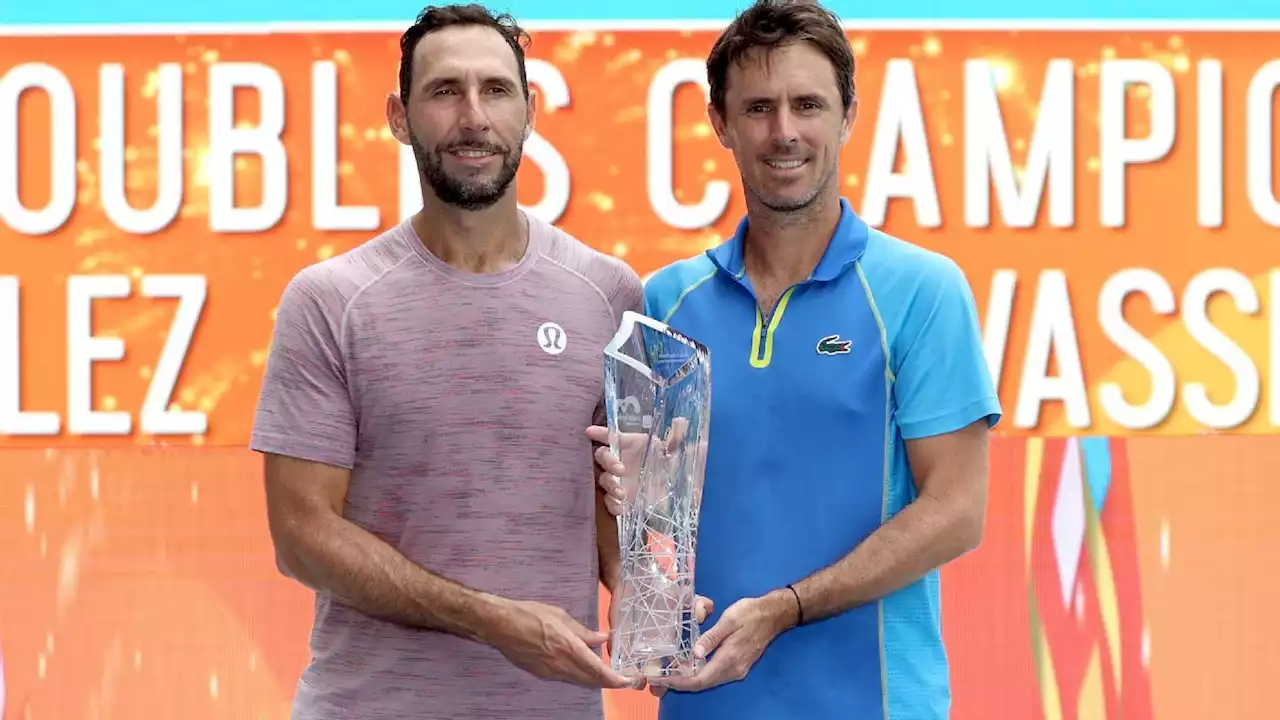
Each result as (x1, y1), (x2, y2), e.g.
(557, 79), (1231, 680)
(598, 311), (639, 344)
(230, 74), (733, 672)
(342, 288), (617, 441)
(681, 280), (889, 426)
(669, 276), (894, 543)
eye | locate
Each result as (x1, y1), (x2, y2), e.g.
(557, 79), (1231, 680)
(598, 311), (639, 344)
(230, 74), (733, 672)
(747, 103), (770, 114)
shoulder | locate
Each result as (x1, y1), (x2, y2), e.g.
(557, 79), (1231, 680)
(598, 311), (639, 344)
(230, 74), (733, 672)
(278, 224), (419, 327)
(858, 228), (969, 296)
(855, 229), (979, 355)
(533, 215), (642, 307)
(857, 229), (975, 321)
(643, 253), (718, 323)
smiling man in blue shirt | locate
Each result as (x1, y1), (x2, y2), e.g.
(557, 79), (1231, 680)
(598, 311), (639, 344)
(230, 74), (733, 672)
(588, 1), (1001, 718)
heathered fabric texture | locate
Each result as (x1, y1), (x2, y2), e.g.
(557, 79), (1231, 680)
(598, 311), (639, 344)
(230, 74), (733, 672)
(251, 213), (644, 720)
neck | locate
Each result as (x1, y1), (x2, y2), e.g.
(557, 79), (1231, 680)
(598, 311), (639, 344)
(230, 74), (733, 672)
(411, 191), (528, 274)
(742, 189), (842, 286)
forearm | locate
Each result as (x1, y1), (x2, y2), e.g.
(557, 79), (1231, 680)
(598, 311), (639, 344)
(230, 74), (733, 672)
(793, 493), (982, 623)
(277, 510), (511, 643)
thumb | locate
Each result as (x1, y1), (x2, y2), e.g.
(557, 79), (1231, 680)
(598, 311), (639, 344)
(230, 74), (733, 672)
(665, 417), (689, 451)
(695, 595), (715, 622)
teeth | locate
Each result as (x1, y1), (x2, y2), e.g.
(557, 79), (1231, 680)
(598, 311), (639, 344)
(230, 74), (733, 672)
(766, 159), (804, 169)
(455, 150), (492, 158)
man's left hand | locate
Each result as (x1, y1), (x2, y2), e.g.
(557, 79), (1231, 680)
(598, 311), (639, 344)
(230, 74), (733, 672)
(651, 591), (796, 694)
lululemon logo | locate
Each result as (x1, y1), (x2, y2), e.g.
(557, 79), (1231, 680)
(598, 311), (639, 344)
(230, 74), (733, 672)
(538, 322), (566, 355)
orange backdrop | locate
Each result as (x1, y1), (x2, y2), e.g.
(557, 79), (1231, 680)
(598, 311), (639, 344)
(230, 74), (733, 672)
(1, 27), (1277, 720)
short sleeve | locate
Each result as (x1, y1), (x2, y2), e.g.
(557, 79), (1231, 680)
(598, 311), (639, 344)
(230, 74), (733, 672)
(893, 261), (1002, 440)
(250, 275), (357, 469)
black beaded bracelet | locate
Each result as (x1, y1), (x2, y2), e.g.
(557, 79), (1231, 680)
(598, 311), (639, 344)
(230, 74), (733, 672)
(785, 583), (805, 626)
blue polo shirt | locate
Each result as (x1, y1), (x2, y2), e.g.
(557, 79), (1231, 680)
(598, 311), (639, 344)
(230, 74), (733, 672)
(645, 198), (1002, 720)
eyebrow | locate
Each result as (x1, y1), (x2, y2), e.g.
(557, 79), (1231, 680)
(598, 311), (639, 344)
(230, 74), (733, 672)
(741, 92), (828, 106)
(423, 74), (519, 91)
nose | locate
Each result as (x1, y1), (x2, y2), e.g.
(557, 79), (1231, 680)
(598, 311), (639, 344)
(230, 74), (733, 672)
(769, 107), (799, 147)
(458, 87), (490, 132)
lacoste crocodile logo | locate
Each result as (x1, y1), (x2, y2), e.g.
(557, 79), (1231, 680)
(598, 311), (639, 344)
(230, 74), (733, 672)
(816, 334), (852, 355)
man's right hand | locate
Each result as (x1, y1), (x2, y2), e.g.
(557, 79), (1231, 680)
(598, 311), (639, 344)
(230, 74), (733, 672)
(587, 425), (643, 516)
(586, 420), (691, 517)
(490, 599), (642, 690)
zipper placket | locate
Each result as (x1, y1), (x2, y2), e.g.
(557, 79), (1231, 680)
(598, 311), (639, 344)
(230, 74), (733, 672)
(752, 282), (804, 365)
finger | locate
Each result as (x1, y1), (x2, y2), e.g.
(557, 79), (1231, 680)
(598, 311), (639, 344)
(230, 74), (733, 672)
(597, 669), (644, 690)
(649, 685), (667, 698)
(694, 595), (715, 623)
(596, 469), (627, 502)
(693, 615), (737, 659)
(575, 643), (642, 690)
(593, 444), (622, 472)
(590, 427), (648, 461)
(568, 620), (610, 647)
(599, 474), (622, 501)
(620, 430), (648, 451)
(593, 446), (626, 477)
(585, 425), (610, 444)
(694, 652), (734, 689)
(620, 674), (647, 690)
(665, 417), (689, 452)
(668, 648), (734, 692)
(605, 494), (625, 516)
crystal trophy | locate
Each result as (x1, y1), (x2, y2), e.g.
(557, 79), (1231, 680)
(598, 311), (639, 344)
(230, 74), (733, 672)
(603, 310), (711, 679)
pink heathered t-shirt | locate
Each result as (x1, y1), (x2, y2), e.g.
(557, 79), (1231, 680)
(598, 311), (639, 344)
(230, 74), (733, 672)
(250, 212), (644, 720)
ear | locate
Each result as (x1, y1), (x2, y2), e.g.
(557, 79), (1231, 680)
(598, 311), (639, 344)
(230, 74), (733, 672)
(386, 92), (412, 145)
(525, 87), (538, 141)
(707, 101), (731, 150)
(840, 96), (859, 146)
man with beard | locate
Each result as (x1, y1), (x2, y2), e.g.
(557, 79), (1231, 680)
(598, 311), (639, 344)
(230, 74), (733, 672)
(591, 1), (1001, 718)
(251, 5), (660, 719)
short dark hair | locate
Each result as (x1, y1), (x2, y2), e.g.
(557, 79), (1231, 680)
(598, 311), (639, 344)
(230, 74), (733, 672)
(706, 0), (855, 115)
(398, 4), (532, 105)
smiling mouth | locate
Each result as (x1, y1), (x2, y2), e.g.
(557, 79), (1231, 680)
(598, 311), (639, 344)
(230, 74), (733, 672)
(449, 148), (499, 159)
(764, 158), (806, 170)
